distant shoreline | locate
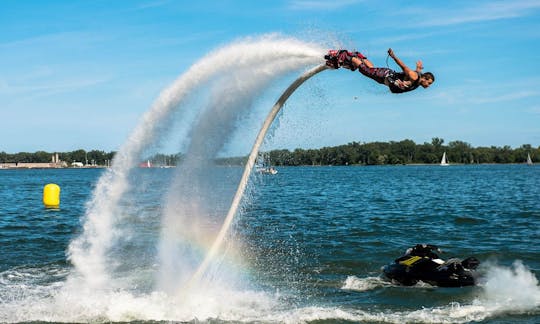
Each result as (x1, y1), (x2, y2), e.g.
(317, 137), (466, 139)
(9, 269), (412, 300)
(2, 138), (537, 167)
(1, 163), (535, 170)
(0, 165), (108, 170)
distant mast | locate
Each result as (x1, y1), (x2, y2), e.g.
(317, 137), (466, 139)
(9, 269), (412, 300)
(440, 152), (449, 166)
(527, 153), (533, 166)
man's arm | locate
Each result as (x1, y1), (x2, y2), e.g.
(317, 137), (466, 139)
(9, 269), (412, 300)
(388, 48), (419, 81)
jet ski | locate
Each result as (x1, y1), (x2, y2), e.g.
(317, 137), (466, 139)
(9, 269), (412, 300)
(382, 244), (480, 287)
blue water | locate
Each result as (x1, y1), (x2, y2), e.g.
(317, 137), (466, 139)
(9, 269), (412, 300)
(0, 165), (539, 323)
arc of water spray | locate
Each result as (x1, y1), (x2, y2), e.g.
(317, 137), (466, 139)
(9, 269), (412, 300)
(188, 64), (329, 285)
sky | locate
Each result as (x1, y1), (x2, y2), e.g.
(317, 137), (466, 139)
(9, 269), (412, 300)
(1, 0), (540, 154)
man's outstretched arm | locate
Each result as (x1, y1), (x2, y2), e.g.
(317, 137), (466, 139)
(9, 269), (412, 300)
(388, 48), (419, 81)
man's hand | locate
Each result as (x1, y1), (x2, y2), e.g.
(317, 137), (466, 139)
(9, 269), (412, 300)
(388, 48), (395, 58)
(416, 60), (424, 72)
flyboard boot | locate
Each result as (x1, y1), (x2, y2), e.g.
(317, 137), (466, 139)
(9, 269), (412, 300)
(324, 50), (367, 70)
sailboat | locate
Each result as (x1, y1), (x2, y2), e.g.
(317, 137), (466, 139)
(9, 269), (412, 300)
(440, 152), (449, 166)
(527, 153), (533, 166)
(138, 160), (152, 168)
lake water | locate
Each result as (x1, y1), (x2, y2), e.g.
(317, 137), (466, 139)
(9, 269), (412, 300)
(0, 165), (539, 323)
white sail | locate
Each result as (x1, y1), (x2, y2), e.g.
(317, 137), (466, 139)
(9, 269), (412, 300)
(440, 152), (449, 166)
(527, 153), (533, 165)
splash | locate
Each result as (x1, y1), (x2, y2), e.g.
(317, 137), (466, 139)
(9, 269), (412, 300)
(341, 275), (392, 291)
(476, 261), (540, 313)
(65, 34), (326, 297)
(187, 63), (328, 286)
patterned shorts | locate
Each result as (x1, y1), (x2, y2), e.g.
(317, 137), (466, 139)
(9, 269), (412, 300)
(357, 63), (393, 85)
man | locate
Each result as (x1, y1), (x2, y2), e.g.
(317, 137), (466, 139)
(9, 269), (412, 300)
(325, 48), (435, 94)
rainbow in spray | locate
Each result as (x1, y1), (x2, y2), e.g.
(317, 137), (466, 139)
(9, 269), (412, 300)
(59, 34), (327, 318)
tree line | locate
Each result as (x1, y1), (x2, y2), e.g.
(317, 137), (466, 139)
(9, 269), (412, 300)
(262, 137), (540, 166)
(1, 138), (538, 166)
(215, 138), (538, 166)
(262, 138), (538, 166)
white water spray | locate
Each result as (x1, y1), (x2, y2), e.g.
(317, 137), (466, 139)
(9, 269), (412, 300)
(477, 261), (540, 312)
(187, 63), (328, 286)
(66, 35), (326, 296)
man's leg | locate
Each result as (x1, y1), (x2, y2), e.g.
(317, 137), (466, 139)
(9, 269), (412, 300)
(351, 56), (373, 68)
(354, 61), (393, 85)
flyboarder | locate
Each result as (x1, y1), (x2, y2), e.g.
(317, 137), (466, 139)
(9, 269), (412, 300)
(325, 48), (435, 94)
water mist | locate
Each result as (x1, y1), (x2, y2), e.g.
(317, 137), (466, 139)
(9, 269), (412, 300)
(66, 35), (326, 301)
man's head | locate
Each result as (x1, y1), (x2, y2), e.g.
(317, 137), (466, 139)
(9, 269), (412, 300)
(420, 72), (434, 88)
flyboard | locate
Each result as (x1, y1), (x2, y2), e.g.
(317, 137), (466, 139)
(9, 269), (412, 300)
(188, 64), (330, 285)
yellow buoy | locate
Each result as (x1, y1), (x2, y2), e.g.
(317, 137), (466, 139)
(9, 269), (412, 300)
(43, 183), (60, 208)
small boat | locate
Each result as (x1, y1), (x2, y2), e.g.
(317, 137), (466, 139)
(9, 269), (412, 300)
(440, 152), (449, 166)
(258, 167), (278, 175)
(527, 153), (533, 166)
(382, 244), (480, 287)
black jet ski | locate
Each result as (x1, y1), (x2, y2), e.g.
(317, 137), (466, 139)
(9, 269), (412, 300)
(382, 244), (480, 287)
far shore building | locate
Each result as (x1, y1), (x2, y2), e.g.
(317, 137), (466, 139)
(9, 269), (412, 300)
(0, 153), (68, 169)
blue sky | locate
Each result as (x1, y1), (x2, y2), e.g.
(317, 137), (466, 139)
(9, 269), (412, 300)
(1, 0), (540, 154)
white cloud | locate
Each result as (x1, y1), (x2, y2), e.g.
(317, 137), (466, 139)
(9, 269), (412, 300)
(422, 75), (540, 107)
(287, 0), (363, 11)
(526, 106), (540, 114)
(471, 90), (540, 104)
(0, 31), (108, 50)
(0, 76), (110, 98)
(419, 0), (540, 27)
(134, 0), (171, 10)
